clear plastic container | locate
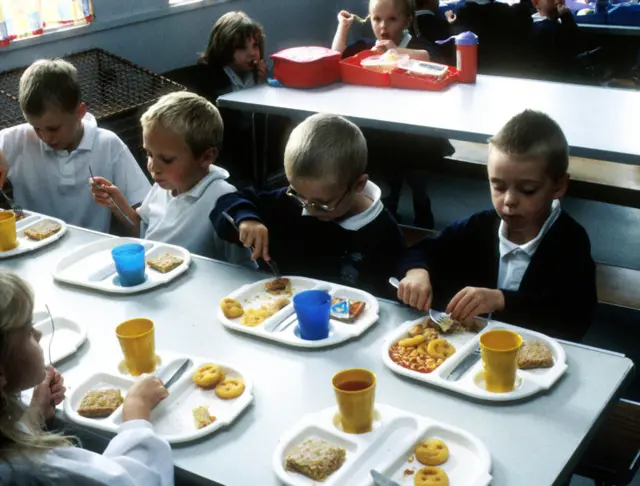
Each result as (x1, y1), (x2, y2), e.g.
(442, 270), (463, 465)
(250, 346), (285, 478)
(360, 51), (410, 73)
(403, 60), (449, 79)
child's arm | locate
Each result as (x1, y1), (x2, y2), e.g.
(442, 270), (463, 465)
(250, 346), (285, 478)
(372, 40), (431, 61)
(89, 176), (141, 236)
(332, 10), (355, 53)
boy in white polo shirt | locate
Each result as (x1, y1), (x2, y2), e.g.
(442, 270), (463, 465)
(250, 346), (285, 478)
(90, 92), (251, 264)
(396, 110), (597, 341)
(0, 59), (150, 233)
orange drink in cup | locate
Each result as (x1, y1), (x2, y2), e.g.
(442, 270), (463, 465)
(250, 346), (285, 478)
(116, 318), (156, 376)
(480, 329), (523, 393)
(0, 212), (17, 252)
(332, 368), (376, 434)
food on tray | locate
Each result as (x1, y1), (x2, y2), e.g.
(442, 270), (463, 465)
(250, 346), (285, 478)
(414, 466), (449, 486)
(361, 49), (410, 73)
(1, 209), (27, 221)
(220, 298), (244, 319)
(268, 297), (291, 314)
(330, 298), (366, 323)
(427, 339), (456, 359)
(24, 220), (61, 241)
(77, 389), (124, 418)
(241, 308), (270, 327)
(192, 405), (217, 429)
(215, 378), (245, 399)
(284, 437), (346, 482)
(404, 468), (416, 476)
(416, 439), (449, 466)
(518, 340), (554, 369)
(404, 60), (449, 79)
(264, 277), (291, 295)
(192, 364), (225, 389)
(147, 253), (183, 273)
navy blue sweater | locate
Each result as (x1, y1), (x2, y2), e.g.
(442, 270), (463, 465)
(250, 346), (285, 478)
(531, 13), (585, 76)
(398, 209), (597, 341)
(211, 188), (405, 297)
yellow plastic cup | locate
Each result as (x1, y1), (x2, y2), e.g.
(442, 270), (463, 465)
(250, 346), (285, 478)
(332, 368), (376, 434)
(480, 329), (523, 393)
(0, 212), (17, 252)
(116, 318), (156, 376)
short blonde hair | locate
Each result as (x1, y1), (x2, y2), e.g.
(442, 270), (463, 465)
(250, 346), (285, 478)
(285, 113), (368, 185)
(199, 11), (265, 67)
(140, 92), (224, 157)
(0, 272), (71, 461)
(370, 0), (415, 17)
(19, 59), (81, 116)
(489, 110), (569, 180)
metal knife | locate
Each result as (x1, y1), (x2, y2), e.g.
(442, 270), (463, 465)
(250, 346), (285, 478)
(163, 359), (191, 389)
(371, 470), (401, 486)
(445, 347), (482, 381)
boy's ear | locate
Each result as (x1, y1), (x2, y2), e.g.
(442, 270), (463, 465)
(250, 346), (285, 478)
(75, 102), (87, 120)
(552, 173), (570, 199)
(354, 173), (369, 193)
(199, 147), (219, 168)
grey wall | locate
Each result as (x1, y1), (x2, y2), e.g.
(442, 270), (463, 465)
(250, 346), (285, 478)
(0, 0), (370, 73)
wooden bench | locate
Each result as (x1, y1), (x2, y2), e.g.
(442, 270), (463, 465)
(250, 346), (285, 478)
(398, 224), (640, 310)
(441, 140), (640, 209)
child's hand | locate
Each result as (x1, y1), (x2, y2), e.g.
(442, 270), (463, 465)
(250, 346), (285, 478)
(445, 10), (457, 23)
(122, 376), (168, 423)
(254, 59), (268, 84)
(89, 176), (127, 209)
(372, 39), (398, 53)
(557, 4), (572, 16)
(446, 287), (505, 322)
(337, 10), (355, 27)
(398, 269), (433, 311)
(31, 367), (66, 422)
(238, 220), (270, 261)
(0, 150), (8, 188)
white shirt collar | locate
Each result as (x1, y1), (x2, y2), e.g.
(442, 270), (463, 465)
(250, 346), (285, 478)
(415, 9), (436, 16)
(399, 31), (412, 48)
(467, 0), (493, 5)
(43, 113), (98, 153)
(302, 181), (384, 231)
(173, 165), (230, 200)
(499, 200), (561, 258)
(223, 66), (256, 92)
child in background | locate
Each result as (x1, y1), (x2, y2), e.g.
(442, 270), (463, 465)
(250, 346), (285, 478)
(397, 110), (596, 342)
(0, 271), (172, 485)
(413, 0), (453, 64)
(211, 113), (405, 297)
(90, 92), (251, 265)
(332, 0), (435, 60)
(0, 59), (150, 233)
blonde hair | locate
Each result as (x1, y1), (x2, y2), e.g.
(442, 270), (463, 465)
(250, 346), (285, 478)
(284, 113), (368, 185)
(19, 59), (81, 116)
(489, 110), (569, 180)
(0, 272), (71, 463)
(140, 92), (224, 157)
(370, 0), (415, 17)
(199, 11), (265, 67)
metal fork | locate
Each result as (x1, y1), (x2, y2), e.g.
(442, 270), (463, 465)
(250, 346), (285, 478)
(44, 305), (56, 407)
(0, 188), (24, 219)
(222, 211), (281, 278)
(88, 166), (135, 226)
(388, 277), (453, 327)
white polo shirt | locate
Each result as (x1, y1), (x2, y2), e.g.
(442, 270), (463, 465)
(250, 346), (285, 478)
(137, 165), (253, 265)
(0, 114), (150, 233)
(497, 200), (561, 291)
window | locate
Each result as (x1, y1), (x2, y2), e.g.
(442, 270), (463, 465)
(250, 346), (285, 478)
(0, 0), (94, 46)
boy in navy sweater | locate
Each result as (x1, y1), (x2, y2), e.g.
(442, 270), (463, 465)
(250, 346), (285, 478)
(396, 110), (596, 341)
(211, 113), (405, 297)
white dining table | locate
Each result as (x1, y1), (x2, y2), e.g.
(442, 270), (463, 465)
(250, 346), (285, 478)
(2, 227), (634, 486)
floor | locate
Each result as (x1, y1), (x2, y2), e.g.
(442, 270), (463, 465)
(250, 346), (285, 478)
(395, 172), (640, 486)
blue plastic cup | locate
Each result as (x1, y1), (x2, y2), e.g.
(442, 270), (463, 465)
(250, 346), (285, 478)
(111, 243), (146, 287)
(293, 290), (332, 340)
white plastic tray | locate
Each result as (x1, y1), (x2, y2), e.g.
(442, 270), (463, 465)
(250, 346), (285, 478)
(33, 310), (87, 366)
(382, 317), (568, 402)
(0, 211), (67, 259)
(218, 276), (380, 348)
(274, 403), (492, 486)
(52, 237), (191, 294)
(63, 353), (253, 444)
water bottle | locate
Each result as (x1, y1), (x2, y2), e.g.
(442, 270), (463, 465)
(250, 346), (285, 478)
(436, 31), (479, 83)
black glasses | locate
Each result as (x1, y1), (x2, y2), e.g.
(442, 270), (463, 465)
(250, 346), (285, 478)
(286, 185), (352, 213)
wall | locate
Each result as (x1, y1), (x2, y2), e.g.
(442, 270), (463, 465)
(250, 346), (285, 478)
(0, 0), (365, 73)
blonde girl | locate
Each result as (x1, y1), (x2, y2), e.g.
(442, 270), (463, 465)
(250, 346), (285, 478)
(0, 271), (172, 485)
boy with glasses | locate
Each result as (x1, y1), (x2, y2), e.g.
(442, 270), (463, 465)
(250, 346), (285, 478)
(211, 113), (405, 296)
